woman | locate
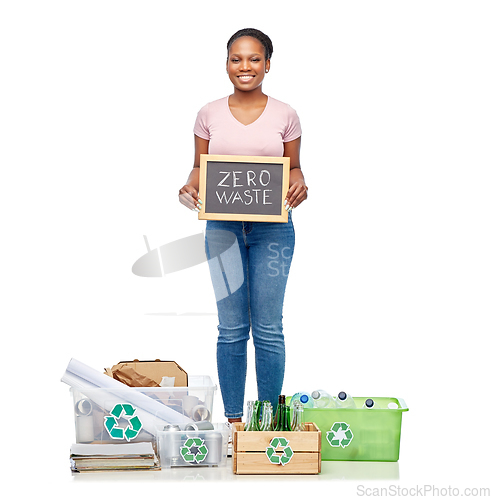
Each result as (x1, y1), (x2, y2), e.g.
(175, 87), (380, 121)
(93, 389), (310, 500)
(179, 28), (308, 424)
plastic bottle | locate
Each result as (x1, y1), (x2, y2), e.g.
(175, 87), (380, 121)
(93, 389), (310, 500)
(290, 391), (314, 408)
(311, 390), (337, 408)
(336, 391), (357, 409)
(362, 398), (380, 409)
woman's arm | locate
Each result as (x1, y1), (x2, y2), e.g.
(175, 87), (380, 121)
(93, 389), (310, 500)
(284, 137), (308, 210)
(179, 135), (209, 210)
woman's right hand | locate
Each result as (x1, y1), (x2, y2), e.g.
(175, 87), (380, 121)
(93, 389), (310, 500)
(180, 135), (208, 211)
(179, 184), (202, 211)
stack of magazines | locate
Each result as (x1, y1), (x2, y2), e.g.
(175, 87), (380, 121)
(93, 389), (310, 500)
(70, 442), (160, 472)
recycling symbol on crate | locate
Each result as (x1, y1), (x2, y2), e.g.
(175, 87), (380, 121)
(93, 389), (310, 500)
(104, 403), (142, 442)
(326, 421), (354, 448)
(180, 437), (208, 464)
(265, 437), (294, 466)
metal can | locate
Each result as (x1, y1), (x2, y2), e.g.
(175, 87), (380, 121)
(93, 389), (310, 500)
(203, 432), (223, 465)
(161, 424), (182, 462)
(184, 421), (214, 431)
(162, 424), (180, 432)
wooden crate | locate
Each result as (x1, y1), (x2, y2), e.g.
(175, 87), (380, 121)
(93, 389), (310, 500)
(232, 422), (321, 475)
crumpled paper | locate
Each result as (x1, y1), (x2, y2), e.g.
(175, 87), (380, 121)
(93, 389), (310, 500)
(104, 365), (159, 388)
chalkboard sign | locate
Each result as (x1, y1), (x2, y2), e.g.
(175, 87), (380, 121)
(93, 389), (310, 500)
(198, 154), (290, 223)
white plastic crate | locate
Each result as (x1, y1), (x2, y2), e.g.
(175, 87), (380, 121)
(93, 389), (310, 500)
(70, 376), (217, 446)
(157, 423), (229, 468)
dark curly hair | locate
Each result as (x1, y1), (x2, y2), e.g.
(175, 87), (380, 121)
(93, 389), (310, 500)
(226, 28), (273, 61)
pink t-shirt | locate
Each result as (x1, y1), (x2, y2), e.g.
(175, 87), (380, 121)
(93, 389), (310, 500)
(193, 96), (301, 157)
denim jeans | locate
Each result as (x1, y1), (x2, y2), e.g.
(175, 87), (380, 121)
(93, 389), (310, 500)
(205, 213), (295, 418)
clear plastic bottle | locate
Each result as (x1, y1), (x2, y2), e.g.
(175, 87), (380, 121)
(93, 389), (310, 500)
(362, 398), (380, 409)
(337, 391), (357, 409)
(290, 391), (314, 408)
(311, 390), (337, 408)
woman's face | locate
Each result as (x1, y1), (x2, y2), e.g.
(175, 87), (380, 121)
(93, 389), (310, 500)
(227, 36), (270, 92)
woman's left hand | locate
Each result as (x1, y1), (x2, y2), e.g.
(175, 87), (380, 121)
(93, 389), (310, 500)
(285, 180), (308, 211)
(283, 137), (307, 211)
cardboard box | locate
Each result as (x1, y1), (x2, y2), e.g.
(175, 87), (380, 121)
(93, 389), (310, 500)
(104, 359), (188, 388)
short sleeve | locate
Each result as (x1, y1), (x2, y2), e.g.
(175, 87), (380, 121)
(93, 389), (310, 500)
(193, 104), (210, 140)
(283, 105), (302, 143)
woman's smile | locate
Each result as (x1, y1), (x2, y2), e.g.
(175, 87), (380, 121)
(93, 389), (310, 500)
(237, 74), (255, 82)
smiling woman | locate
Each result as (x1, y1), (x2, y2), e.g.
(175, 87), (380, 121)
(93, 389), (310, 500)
(179, 28), (308, 424)
(226, 32), (271, 122)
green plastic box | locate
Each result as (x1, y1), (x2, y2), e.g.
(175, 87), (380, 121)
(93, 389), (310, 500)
(298, 397), (408, 462)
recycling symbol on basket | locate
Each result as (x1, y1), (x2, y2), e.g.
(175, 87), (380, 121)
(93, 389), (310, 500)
(265, 437), (294, 466)
(326, 421), (354, 448)
(104, 403), (142, 442)
(180, 437), (208, 464)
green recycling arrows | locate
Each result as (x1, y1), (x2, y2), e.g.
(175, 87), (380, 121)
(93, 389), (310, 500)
(326, 421), (354, 448)
(265, 437), (294, 466)
(180, 437), (208, 463)
(104, 403), (142, 442)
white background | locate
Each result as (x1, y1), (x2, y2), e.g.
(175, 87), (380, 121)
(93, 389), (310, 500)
(2, 0), (490, 497)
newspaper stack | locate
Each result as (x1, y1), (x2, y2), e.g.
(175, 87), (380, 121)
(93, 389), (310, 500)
(70, 442), (160, 472)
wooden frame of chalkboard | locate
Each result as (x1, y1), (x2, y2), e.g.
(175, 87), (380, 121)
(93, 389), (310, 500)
(198, 154), (290, 223)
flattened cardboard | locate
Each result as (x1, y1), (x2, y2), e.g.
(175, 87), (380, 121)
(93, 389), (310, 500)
(104, 359), (188, 387)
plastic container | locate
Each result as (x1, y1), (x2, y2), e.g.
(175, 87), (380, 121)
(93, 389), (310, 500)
(298, 397), (409, 462)
(157, 423), (228, 468)
(70, 375), (217, 446)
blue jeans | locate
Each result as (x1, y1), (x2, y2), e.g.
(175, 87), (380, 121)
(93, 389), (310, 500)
(205, 213), (295, 418)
